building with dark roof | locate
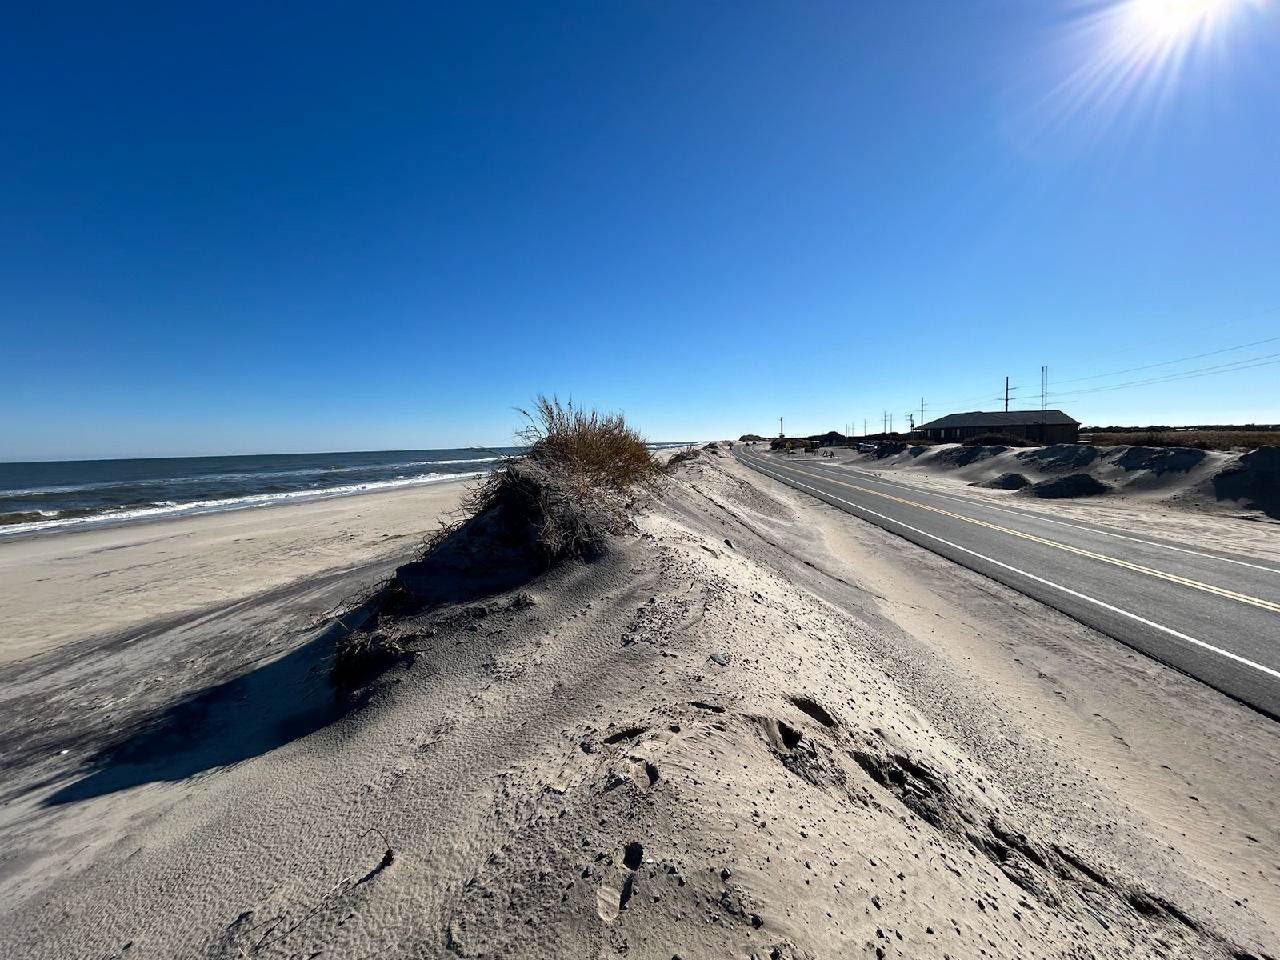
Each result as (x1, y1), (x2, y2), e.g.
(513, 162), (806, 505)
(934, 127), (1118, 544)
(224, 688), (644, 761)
(919, 409), (1079, 444)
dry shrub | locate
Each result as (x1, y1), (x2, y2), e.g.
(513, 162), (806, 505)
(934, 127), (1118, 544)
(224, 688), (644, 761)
(331, 630), (407, 691)
(412, 396), (657, 574)
(516, 395), (658, 491)
(457, 395), (659, 560)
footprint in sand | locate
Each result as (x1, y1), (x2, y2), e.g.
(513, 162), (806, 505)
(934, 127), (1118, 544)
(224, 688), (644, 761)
(596, 842), (643, 922)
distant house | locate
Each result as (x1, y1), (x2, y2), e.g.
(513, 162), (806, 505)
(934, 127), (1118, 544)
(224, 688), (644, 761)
(919, 409), (1079, 444)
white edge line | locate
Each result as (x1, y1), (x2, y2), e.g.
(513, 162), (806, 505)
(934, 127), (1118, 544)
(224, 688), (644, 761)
(798, 458), (1280, 576)
(742, 455), (1280, 683)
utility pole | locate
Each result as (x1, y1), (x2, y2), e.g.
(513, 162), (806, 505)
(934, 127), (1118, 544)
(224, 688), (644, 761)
(779, 416), (783, 439)
(1040, 365), (1048, 442)
(920, 397), (925, 426)
(863, 418), (868, 437)
(890, 413), (894, 434)
(1004, 376), (1010, 413)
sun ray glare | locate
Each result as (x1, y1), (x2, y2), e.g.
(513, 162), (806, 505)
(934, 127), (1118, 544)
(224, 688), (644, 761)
(1033, 0), (1266, 135)
(1125, 0), (1230, 40)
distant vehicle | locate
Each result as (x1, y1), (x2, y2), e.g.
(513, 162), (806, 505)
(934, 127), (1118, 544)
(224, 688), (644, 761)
(857, 442), (876, 452)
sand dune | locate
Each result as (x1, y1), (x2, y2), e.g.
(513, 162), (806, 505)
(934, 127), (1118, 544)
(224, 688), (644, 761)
(862, 441), (1280, 521)
(1, 454), (1276, 957)
(843, 441), (1280, 565)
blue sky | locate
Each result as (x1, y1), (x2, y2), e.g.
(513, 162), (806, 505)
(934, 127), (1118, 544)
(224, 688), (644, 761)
(2, 1), (1278, 459)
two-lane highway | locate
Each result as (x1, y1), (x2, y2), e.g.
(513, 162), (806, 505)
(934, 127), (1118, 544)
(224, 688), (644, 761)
(736, 448), (1280, 717)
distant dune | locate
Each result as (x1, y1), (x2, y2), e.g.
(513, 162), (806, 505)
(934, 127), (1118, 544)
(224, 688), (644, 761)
(862, 441), (1280, 520)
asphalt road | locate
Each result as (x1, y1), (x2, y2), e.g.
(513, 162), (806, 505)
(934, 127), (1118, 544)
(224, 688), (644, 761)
(735, 447), (1280, 718)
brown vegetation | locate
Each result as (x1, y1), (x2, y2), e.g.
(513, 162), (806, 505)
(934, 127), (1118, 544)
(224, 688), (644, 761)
(516, 395), (659, 490)
(1082, 431), (1277, 451)
(961, 433), (1033, 448)
(435, 395), (658, 565)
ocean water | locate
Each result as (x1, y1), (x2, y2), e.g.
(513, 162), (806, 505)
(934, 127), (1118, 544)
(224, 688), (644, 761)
(0, 448), (521, 539)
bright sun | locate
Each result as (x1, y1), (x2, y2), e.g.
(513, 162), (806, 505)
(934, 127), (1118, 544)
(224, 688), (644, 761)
(1122, 0), (1234, 43)
(1040, 0), (1263, 131)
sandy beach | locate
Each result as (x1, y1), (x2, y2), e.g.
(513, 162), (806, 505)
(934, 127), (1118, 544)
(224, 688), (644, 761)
(1, 450), (1277, 958)
(0, 480), (471, 667)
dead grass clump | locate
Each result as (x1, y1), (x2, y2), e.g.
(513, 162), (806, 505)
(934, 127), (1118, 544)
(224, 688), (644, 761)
(516, 395), (658, 491)
(331, 631), (408, 691)
(428, 395), (656, 567)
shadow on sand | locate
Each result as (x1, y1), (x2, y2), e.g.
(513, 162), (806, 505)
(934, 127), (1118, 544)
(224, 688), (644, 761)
(47, 460), (602, 806)
(1212, 446), (1280, 520)
(44, 615), (356, 806)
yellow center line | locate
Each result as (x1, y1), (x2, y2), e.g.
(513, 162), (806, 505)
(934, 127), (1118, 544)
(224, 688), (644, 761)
(754, 456), (1280, 616)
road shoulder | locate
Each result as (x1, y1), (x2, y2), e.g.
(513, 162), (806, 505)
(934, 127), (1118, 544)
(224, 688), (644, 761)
(726, 454), (1280, 934)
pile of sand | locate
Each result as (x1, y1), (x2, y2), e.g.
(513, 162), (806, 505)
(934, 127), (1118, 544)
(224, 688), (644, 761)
(923, 444), (1007, 468)
(1015, 444), (1102, 473)
(856, 441), (1279, 521)
(1112, 446), (1207, 475)
(1212, 446), (1280, 520)
(1021, 473), (1111, 499)
(975, 472), (1031, 490)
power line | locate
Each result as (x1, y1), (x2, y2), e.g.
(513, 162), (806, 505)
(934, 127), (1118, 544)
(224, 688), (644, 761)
(930, 384), (1027, 409)
(1052, 332), (1280, 386)
(1049, 352), (1280, 400)
(908, 309), (1280, 410)
(1051, 351), (1280, 397)
(879, 314), (1280, 424)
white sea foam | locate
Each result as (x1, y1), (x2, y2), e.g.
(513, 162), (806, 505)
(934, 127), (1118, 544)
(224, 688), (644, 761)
(0, 455), (510, 498)
(0, 470), (487, 539)
(410, 455), (509, 465)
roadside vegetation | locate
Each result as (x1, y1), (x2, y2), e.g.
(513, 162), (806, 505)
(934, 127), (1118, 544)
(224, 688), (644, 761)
(1082, 429), (1278, 450)
(960, 433), (1033, 447)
